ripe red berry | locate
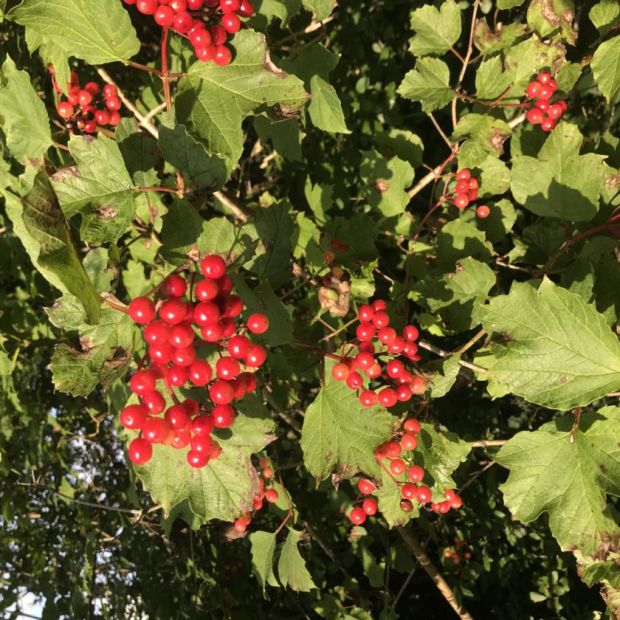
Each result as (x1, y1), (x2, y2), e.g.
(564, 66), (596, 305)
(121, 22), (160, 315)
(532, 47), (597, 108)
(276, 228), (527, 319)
(196, 45), (214, 65)
(200, 322), (224, 342)
(407, 465), (424, 483)
(187, 450), (209, 468)
(149, 341), (173, 365)
(396, 384), (412, 402)
(348, 507), (367, 525)
(164, 405), (190, 430)
(161, 274), (187, 298)
(171, 427), (191, 449)
(455, 168), (471, 181)
(77, 89), (93, 106)
(537, 71), (552, 85)
(187, 0), (204, 8)
(332, 362), (350, 382)
(137, 0), (158, 13)
(526, 81), (541, 98)
(446, 490), (463, 509)
(247, 313), (269, 334)
(214, 45), (232, 66)
(102, 84), (117, 99)
(192, 414), (215, 436)
(213, 404), (235, 428)
(245, 344), (267, 368)
(167, 323), (194, 349)
(402, 325), (419, 342)
(386, 359), (405, 379)
(119, 404), (148, 430)
(541, 117), (557, 132)
(188, 360), (212, 386)
(109, 111), (121, 126)
(356, 322), (375, 342)
(385, 441), (401, 458)
(358, 304), (374, 322)
(200, 255), (226, 279)
(154, 5), (175, 26)
(172, 345), (196, 367)
(193, 302), (220, 326)
(387, 336), (405, 355)
(538, 85), (553, 100)
(377, 327), (396, 344)
(355, 351), (374, 370)
(536, 98), (550, 111)
(57, 101), (74, 119)
(265, 488), (279, 503)
(372, 311), (390, 329)
(401, 483), (417, 500)
(403, 418), (421, 434)
(390, 458), (406, 476)
(346, 371), (363, 390)
(409, 376), (427, 395)
(400, 432), (418, 451)
(141, 390), (166, 415)
(210, 24), (228, 46)
(378, 388), (398, 408)
(453, 193), (470, 209)
(547, 103), (564, 120)
(93, 109), (109, 126)
(228, 335), (250, 359)
(195, 278), (219, 301)
(128, 437), (153, 465)
(455, 180), (470, 194)
(362, 498), (378, 516)
(173, 11), (194, 33)
(216, 357), (241, 380)
(357, 478), (376, 495)
(221, 12), (241, 33)
(220, 0), (240, 12)
(130, 370), (156, 395)
(476, 205), (490, 219)
(209, 380), (235, 405)
(238, 0), (254, 16)
(129, 297), (156, 324)
(167, 365), (188, 387)
(416, 485), (431, 503)
(105, 96), (122, 112)
(83, 120), (97, 134)
(143, 416), (171, 443)
(359, 389), (378, 408)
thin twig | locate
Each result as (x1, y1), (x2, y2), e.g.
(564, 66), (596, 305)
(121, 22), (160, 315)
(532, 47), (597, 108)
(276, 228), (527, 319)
(429, 113), (454, 149)
(397, 527), (474, 620)
(418, 339), (487, 374)
(470, 439), (507, 448)
(407, 151), (457, 200)
(454, 329), (486, 356)
(213, 190), (249, 222)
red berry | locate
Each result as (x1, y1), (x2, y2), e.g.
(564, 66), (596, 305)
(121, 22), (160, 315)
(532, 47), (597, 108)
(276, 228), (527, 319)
(210, 24), (228, 46)
(199, 322), (223, 342)
(366, 363), (382, 379)
(378, 388), (398, 408)
(401, 483), (417, 500)
(455, 180), (470, 194)
(119, 404), (148, 430)
(526, 81), (542, 98)
(407, 465), (424, 483)
(167, 365), (188, 387)
(141, 390), (166, 415)
(245, 344), (267, 368)
(346, 371), (363, 390)
(362, 498), (378, 516)
(228, 335), (250, 359)
(357, 478), (376, 495)
(453, 193), (470, 209)
(238, 0), (254, 15)
(171, 427), (191, 449)
(332, 362), (350, 382)
(105, 97), (122, 112)
(403, 418), (421, 433)
(537, 71), (552, 85)
(400, 433), (418, 451)
(159, 299), (188, 325)
(193, 302), (220, 326)
(200, 255), (226, 279)
(221, 12), (241, 33)
(265, 488), (279, 503)
(387, 336), (405, 355)
(161, 274), (187, 298)
(538, 85), (553, 100)
(213, 404), (235, 428)
(476, 205), (490, 219)
(355, 351), (374, 370)
(143, 416), (171, 443)
(220, 0), (240, 13)
(214, 45), (232, 66)
(385, 441), (401, 458)
(541, 117), (557, 132)
(372, 311), (390, 329)
(128, 437), (153, 465)
(209, 380), (235, 405)
(396, 384), (413, 402)
(129, 297), (156, 324)
(400, 499), (414, 513)
(377, 327), (396, 345)
(130, 370), (156, 395)
(390, 458), (406, 476)
(149, 341), (173, 365)
(173, 11), (194, 33)
(109, 111), (121, 126)
(358, 304), (374, 322)
(216, 357), (241, 380)
(247, 313), (269, 334)
(455, 168), (471, 181)
(154, 5), (175, 26)
(103, 84), (117, 99)
(187, 0), (204, 7)
(195, 278), (219, 301)
(172, 345), (196, 367)
(188, 360), (212, 386)
(356, 322), (375, 342)
(77, 89), (93, 106)
(136, 0), (158, 13)
(348, 507), (367, 525)
(386, 359), (405, 379)
(402, 325), (419, 342)
(359, 389), (378, 408)
(93, 109), (109, 126)
(409, 376), (426, 395)
(192, 414), (215, 436)
(187, 449), (209, 468)
(416, 485), (431, 503)
(167, 324), (194, 349)
(547, 103), (564, 120)
(164, 405), (190, 430)
(195, 46), (215, 63)
(57, 101), (74, 119)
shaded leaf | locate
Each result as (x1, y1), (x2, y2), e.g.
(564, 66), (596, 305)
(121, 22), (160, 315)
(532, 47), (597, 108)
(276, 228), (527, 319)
(277, 529), (316, 592)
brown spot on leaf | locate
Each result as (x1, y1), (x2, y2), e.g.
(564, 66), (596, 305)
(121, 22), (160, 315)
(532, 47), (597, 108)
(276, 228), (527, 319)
(96, 205), (118, 220)
(50, 166), (79, 183)
(375, 179), (389, 193)
(319, 279), (350, 318)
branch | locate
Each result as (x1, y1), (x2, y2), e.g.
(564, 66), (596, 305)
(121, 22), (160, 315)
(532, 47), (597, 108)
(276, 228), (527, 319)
(407, 151), (458, 200)
(397, 527), (474, 620)
(470, 439), (507, 448)
(418, 339), (488, 374)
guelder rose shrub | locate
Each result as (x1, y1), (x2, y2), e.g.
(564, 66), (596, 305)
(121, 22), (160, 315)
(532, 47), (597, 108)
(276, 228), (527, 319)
(0, 0), (619, 617)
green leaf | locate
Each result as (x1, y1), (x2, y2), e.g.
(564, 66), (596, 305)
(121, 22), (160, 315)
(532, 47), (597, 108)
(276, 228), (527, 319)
(498, 0), (526, 7)
(158, 116), (228, 189)
(527, 0), (576, 44)
(249, 531), (280, 593)
(590, 0), (620, 32)
(301, 380), (393, 481)
(308, 75), (350, 134)
(11, 0), (140, 64)
(397, 58), (454, 113)
(136, 415), (275, 522)
(360, 152), (413, 217)
(49, 308), (134, 395)
(475, 56), (512, 100)
(408, 0), (462, 57)
(429, 356), (461, 398)
(254, 116), (303, 162)
(374, 469), (420, 527)
(479, 279), (620, 410)
(252, 0), (301, 26)
(446, 257), (496, 303)
(3, 172), (100, 324)
(453, 114), (512, 168)
(474, 20), (527, 56)
(374, 129), (424, 168)
(436, 219), (493, 269)
(180, 30), (307, 164)
(510, 122), (606, 222)
(0, 57), (51, 161)
(476, 198), (517, 243)
(51, 135), (136, 243)
(301, 0), (335, 21)
(277, 529), (316, 592)
(478, 155), (510, 197)
(591, 35), (620, 103)
(495, 409), (620, 557)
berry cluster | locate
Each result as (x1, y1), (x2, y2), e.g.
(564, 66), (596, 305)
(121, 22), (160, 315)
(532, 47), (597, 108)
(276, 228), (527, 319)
(52, 69), (122, 134)
(348, 418), (463, 525)
(120, 254), (269, 469)
(233, 457), (279, 533)
(330, 300), (427, 409)
(525, 71), (567, 132)
(449, 168), (490, 219)
(123, 0), (255, 66)
(443, 539), (472, 564)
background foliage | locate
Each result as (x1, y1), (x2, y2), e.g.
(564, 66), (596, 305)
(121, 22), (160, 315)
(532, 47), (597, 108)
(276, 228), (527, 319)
(0, 0), (619, 618)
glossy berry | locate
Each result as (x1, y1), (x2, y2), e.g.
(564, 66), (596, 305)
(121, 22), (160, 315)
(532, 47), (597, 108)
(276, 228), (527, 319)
(359, 389), (378, 408)
(401, 432), (418, 451)
(187, 450), (209, 468)
(407, 465), (424, 483)
(57, 101), (74, 119)
(94, 109), (110, 125)
(541, 117), (557, 132)
(209, 380), (235, 405)
(400, 499), (414, 513)
(358, 304), (374, 322)
(188, 360), (212, 386)
(167, 365), (188, 387)
(214, 45), (232, 66)
(142, 417), (170, 443)
(357, 478), (376, 495)
(137, 0), (158, 13)
(162, 274), (187, 298)
(547, 103), (564, 120)
(265, 488), (279, 503)
(171, 428), (191, 449)
(160, 299), (188, 325)
(141, 390), (166, 415)
(348, 507), (367, 525)
(228, 335), (250, 359)
(210, 24), (228, 46)
(130, 370), (156, 395)
(332, 363), (350, 381)
(356, 322), (375, 341)
(220, 0), (240, 13)
(526, 81), (541, 98)
(403, 418), (421, 433)
(238, 0), (254, 15)
(410, 376), (427, 395)
(378, 327), (396, 344)
(119, 404), (148, 430)
(362, 498), (378, 516)
(128, 438), (153, 465)
(402, 325), (419, 342)
(167, 323), (194, 349)
(416, 485), (431, 503)
(527, 108), (544, 125)
(247, 313), (269, 334)
(453, 193), (470, 209)
(455, 168), (471, 181)
(200, 255), (226, 279)
(129, 297), (156, 324)
(346, 371), (363, 390)
(355, 352), (375, 370)
(192, 414), (215, 436)
(385, 441), (402, 458)
(216, 357), (241, 380)
(401, 483), (417, 500)
(195, 278), (219, 301)
(537, 71), (552, 85)
(193, 302), (220, 326)
(213, 404), (235, 428)
(396, 384), (412, 402)
(164, 404), (190, 429)
(106, 97), (122, 111)
(378, 388), (398, 408)
(245, 344), (267, 368)
(191, 435), (213, 454)
(390, 458), (406, 476)
(154, 5), (175, 26)
(221, 12), (241, 33)
(476, 205), (490, 219)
